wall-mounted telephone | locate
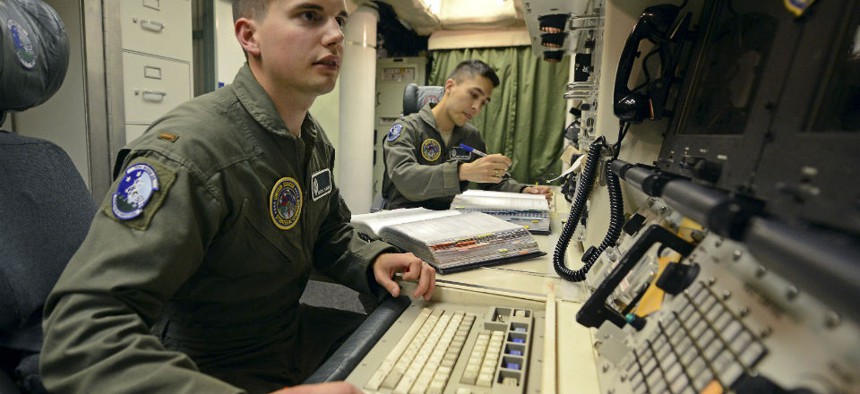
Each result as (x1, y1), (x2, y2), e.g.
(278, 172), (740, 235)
(613, 4), (686, 123)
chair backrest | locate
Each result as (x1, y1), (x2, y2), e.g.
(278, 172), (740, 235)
(0, 1), (94, 393)
(0, 0), (69, 125)
(402, 83), (444, 116)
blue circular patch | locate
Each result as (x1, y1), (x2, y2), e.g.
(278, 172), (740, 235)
(387, 124), (403, 142)
(7, 19), (35, 69)
(112, 163), (160, 220)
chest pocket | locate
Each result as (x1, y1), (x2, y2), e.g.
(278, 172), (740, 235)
(206, 198), (308, 279)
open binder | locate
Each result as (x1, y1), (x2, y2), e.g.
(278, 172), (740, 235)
(351, 208), (544, 274)
(451, 190), (552, 235)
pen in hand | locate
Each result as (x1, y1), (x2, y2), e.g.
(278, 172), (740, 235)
(459, 143), (511, 178)
(459, 143), (488, 157)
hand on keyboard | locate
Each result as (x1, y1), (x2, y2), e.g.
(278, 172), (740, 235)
(373, 252), (436, 300)
(269, 381), (362, 394)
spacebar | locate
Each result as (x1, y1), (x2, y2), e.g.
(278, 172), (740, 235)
(303, 296), (412, 383)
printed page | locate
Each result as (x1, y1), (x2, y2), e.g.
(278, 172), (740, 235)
(383, 211), (522, 245)
(351, 208), (462, 236)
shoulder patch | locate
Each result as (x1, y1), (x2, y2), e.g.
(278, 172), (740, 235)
(421, 138), (442, 162)
(104, 160), (177, 230)
(270, 177), (303, 230)
(112, 163), (159, 220)
(386, 124), (403, 142)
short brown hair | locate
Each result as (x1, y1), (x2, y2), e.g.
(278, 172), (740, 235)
(232, 0), (270, 23)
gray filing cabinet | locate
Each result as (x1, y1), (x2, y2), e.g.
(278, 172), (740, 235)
(120, 0), (193, 143)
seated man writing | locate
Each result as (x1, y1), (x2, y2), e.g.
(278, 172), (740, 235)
(382, 60), (552, 210)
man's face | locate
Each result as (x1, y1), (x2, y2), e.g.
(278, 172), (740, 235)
(444, 75), (495, 127)
(253, 0), (347, 96)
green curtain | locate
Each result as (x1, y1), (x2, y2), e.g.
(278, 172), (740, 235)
(429, 46), (570, 183)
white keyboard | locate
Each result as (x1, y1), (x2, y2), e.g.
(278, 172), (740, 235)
(350, 303), (541, 394)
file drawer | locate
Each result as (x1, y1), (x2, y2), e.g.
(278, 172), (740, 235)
(122, 52), (191, 124)
(121, 0), (192, 61)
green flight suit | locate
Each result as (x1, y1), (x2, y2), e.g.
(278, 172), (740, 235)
(40, 65), (396, 394)
(382, 104), (525, 210)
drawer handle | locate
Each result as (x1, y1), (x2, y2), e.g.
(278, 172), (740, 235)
(137, 89), (167, 102)
(139, 19), (165, 32)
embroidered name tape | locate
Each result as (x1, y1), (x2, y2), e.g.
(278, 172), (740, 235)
(450, 147), (471, 161)
(311, 169), (332, 201)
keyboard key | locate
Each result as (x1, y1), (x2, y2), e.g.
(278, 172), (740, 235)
(427, 379), (445, 394)
(476, 372), (494, 387)
(739, 340), (766, 367)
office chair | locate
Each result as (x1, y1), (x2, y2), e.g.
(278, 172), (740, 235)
(0, 2), (96, 393)
(402, 83), (444, 116)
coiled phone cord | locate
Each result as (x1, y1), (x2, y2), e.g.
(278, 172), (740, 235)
(553, 136), (625, 282)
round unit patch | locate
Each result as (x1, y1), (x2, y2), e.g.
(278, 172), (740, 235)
(270, 177), (303, 230)
(7, 19), (36, 69)
(421, 139), (442, 161)
(386, 124), (403, 142)
(112, 163), (160, 220)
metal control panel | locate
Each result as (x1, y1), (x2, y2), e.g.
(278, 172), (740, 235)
(581, 202), (860, 393)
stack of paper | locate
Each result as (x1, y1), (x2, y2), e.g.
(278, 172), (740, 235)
(451, 190), (551, 234)
(352, 209), (543, 274)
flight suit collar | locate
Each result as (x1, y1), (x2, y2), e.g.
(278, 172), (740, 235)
(232, 64), (320, 141)
(419, 102), (468, 139)
(418, 103), (439, 131)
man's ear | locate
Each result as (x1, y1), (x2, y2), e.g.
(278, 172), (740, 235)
(235, 17), (261, 57)
(444, 78), (456, 96)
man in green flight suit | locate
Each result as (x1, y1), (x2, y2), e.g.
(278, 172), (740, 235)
(382, 60), (552, 210)
(40, 1), (435, 393)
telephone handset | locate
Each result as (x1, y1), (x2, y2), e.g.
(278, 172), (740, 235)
(613, 4), (682, 122)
